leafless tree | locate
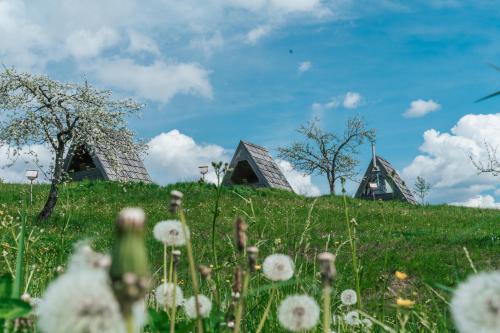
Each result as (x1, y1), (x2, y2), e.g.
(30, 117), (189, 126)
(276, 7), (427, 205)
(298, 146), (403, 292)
(0, 68), (143, 221)
(471, 142), (500, 176)
(278, 116), (375, 194)
(413, 176), (431, 204)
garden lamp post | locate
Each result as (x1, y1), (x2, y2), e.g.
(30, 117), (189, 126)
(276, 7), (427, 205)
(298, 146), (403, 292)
(198, 165), (209, 182)
(25, 170), (38, 205)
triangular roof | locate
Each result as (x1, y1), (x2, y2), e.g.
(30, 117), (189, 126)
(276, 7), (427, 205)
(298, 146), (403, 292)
(222, 141), (293, 192)
(63, 143), (152, 183)
(355, 155), (417, 204)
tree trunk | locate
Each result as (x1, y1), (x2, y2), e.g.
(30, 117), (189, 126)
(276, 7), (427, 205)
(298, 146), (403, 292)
(38, 181), (59, 221)
(328, 172), (335, 195)
(38, 149), (64, 221)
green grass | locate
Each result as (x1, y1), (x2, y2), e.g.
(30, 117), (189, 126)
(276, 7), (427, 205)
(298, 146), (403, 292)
(0, 180), (499, 332)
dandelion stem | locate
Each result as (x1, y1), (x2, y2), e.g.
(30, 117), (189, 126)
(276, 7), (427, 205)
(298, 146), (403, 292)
(255, 286), (276, 333)
(125, 315), (135, 333)
(322, 286), (331, 333)
(178, 208), (203, 333)
(163, 244), (167, 284)
(234, 271), (249, 333)
(170, 271), (178, 333)
(168, 246), (174, 282)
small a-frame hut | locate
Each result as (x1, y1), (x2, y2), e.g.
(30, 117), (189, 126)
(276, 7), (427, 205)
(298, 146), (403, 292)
(222, 141), (293, 192)
(355, 143), (417, 204)
(63, 143), (152, 183)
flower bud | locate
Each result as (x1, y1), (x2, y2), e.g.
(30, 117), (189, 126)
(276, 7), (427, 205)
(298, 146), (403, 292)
(198, 264), (212, 280)
(235, 217), (247, 253)
(247, 246), (259, 273)
(169, 190), (183, 213)
(172, 250), (181, 269)
(110, 207), (150, 318)
(317, 252), (336, 286)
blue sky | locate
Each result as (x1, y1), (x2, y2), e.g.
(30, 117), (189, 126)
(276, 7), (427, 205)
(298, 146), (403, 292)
(1, 0), (499, 206)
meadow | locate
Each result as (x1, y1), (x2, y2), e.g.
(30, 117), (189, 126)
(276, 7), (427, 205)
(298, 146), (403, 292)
(0, 180), (499, 332)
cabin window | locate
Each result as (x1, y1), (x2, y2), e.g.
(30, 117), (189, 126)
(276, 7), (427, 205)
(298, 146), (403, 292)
(230, 160), (259, 184)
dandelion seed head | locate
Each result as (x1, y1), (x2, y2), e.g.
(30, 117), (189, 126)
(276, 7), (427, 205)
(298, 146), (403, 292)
(278, 294), (320, 332)
(37, 270), (125, 333)
(153, 220), (189, 246)
(154, 283), (184, 308)
(263, 254), (294, 281)
(340, 289), (357, 306)
(68, 243), (111, 273)
(362, 318), (373, 328)
(451, 271), (500, 333)
(184, 295), (212, 318)
(345, 310), (361, 326)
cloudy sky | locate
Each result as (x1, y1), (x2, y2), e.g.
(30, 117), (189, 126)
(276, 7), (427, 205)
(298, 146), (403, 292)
(0, 0), (499, 207)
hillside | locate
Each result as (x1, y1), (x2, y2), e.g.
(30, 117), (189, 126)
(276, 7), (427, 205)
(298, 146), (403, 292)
(0, 181), (499, 331)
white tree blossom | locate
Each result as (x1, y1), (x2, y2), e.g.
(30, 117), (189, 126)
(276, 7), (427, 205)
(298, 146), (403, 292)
(0, 68), (143, 220)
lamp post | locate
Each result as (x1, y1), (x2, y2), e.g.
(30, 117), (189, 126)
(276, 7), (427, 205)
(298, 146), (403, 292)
(368, 182), (378, 201)
(25, 170), (38, 206)
(198, 165), (209, 182)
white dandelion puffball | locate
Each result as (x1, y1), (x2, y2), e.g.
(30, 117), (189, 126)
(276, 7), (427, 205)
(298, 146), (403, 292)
(451, 271), (500, 333)
(362, 318), (373, 328)
(184, 295), (212, 319)
(340, 289), (357, 306)
(278, 294), (320, 332)
(67, 243), (111, 273)
(153, 220), (189, 246)
(345, 310), (361, 326)
(263, 254), (294, 281)
(155, 283), (184, 308)
(37, 270), (125, 333)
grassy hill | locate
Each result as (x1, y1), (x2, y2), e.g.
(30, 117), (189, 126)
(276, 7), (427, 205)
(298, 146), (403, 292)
(0, 181), (499, 332)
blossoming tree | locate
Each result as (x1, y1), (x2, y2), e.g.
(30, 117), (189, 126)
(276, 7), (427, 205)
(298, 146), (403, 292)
(0, 68), (143, 221)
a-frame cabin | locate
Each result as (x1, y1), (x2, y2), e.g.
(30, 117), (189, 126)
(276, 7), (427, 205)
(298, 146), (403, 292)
(355, 143), (417, 204)
(222, 141), (294, 192)
(63, 143), (152, 183)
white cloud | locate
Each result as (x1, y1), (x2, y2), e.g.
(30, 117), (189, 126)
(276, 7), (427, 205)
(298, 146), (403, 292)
(298, 61), (312, 73)
(450, 195), (500, 209)
(277, 160), (321, 196)
(66, 27), (120, 58)
(245, 25), (272, 45)
(127, 30), (160, 55)
(403, 99), (441, 118)
(0, 144), (52, 183)
(189, 32), (224, 57)
(343, 91), (362, 109)
(90, 58), (213, 103)
(144, 130), (228, 185)
(312, 91), (362, 111)
(402, 113), (500, 204)
(0, 0), (50, 69)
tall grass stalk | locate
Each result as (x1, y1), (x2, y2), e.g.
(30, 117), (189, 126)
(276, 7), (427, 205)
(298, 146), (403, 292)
(178, 208), (203, 333)
(12, 213), (27, 298)
(255, 287), (276, 333)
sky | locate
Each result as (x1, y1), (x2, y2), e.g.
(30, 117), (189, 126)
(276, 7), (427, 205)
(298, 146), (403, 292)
(0, 0), (499, 208)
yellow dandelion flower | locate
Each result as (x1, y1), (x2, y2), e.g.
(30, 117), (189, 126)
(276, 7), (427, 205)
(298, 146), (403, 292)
(255, 264), (262, 271)
(396, 298), (415, 307)
(395, 271), (408, 281)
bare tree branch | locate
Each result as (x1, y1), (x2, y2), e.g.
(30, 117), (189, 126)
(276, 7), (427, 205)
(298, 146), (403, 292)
(278, 116), (375, 194)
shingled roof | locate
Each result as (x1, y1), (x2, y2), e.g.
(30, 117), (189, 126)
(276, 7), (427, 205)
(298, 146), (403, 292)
(222, 141), (293, 192)
(63, 143), (152, 183)
(355, 155), (417, 204)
